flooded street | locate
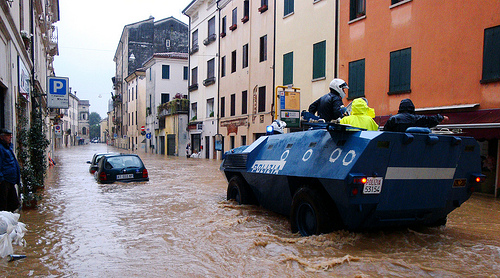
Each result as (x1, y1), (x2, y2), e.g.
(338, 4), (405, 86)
(2, 144), (500, 277)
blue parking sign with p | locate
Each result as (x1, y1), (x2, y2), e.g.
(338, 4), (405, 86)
(47, 76), (69, 108)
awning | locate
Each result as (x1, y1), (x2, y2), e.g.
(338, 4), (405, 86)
(375, 108), (500, 140)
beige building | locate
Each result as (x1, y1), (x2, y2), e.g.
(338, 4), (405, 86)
(218, 0), (275, 153)
(275, 0), (338, 119)
(125, 68), (146, 151)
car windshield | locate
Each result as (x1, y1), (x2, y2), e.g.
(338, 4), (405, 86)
(105, 156), (142, 169)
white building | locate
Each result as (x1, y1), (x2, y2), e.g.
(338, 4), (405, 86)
(183, 0), (220, 159)
(125, 68), (146, 151)
(144, 53), (189, 155)
(78, 100), (90, 144)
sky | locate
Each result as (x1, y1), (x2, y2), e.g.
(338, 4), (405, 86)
(53, 0), (191, 119)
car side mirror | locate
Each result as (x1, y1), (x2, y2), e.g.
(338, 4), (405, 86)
(86, 161), (91, 164)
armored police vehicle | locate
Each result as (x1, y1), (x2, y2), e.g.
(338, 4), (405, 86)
(220, 123), (484, 236)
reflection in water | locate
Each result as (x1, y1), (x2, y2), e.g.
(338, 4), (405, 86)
(2, 144), (500, 277)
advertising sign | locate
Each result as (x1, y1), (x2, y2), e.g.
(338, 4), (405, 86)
(18, 57), (30, 101)
(280, 110), (300, 128)
(47, 76), (70, 109)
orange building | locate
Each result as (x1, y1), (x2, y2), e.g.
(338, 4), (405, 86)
(339, 0), (500, 196)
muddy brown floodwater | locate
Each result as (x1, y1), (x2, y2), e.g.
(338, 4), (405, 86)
(1, 144), (500, 277)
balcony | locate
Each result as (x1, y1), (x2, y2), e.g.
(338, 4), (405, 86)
(157, 99), (189, 118)
(189, 44), (199, 55)
(188, 83), (198, 92)
(48, 25), (58, 56)
(203, 34), (217, 46)
(203, 77), (216, 87)
(258, 4), (268, 13)
(112, 94), (122, 107)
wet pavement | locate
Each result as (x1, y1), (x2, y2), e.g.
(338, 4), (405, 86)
(2, 143), (500, 277)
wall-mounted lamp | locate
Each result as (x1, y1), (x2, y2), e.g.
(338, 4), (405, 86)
(129, 53), (135, 62)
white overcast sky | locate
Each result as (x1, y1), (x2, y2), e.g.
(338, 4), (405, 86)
(53, 0), (191, 119)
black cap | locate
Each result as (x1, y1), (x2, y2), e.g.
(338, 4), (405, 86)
(0, 128), (13, 135)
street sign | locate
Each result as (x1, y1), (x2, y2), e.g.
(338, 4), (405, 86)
(54, 124), (62, 134)
(47, 76), (69, 109)
(146, 133), (151, 139)
(141, 126), (145, 132)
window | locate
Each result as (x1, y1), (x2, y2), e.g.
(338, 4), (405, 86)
(191, 67), (198, 85)
(389, 48), (411, 94)
(208, 16), (215, 37)
(283, 52), (293, 85)
(231, 8), (237, 28)
(204, 58), (216, 86)
(207, 58), (215, 79)
(241, 135), (246, 146)
(231, 50), (237, 73)
(260, 0), (269, 11)
(220, 96), (226, 117)
(230, 94), (236, 116)
(243, 0), (249, 22)
(192, 30), (198, 47)
(242, 44), (249, 68)
(482, 25), (500, 83)
(348, 59), (365, 98)
(183, 66), (188, 80)
(260, 35), (267, 62)
(258, 86), (266, 112)
(191, 102), (197, 120)
(391, 0), (408, 5)
(161, 93), (170, 104)
(221, 16), (227, 36)
(284, 0), (294, 16)
(242, 90), (248, 114)
(350, 0), (366, 21)
(313, 41), (326, 79)
(162, 65), (170, 79)
(221, 56), (226, 77)
(207, 98), (214, 117)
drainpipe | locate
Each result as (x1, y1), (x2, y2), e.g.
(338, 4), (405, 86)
(334, 0), (339, 77)
(272, 0), (276, 121)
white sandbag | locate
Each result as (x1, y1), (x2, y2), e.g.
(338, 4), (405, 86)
(0, 211), (27, 257)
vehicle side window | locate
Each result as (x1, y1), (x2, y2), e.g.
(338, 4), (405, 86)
(105, 161), (113, 170)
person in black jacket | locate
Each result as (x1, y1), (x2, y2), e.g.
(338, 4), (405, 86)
(0, 128), (21, 212)
(383, 98), (448, 132)
(308, 79), (348, 122)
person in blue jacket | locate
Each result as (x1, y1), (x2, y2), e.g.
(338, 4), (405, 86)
(383, 99), (448, 132)
(308, 78), (348, 122)
(0, 128), (21, 212)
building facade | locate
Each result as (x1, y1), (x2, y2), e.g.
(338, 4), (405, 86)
(77, 100), (90, 144)
(143, 53), (189, 155)
(125, 68), (146, 151)
(217, 0), (275, 154)
(183, 0), (220, 159)
(339, 0), (500, 196)
(112, 16), (188, 150)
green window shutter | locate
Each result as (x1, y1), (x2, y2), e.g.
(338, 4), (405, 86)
(313, 41), (326, 79)
(389, 48), (411, 93)
(162, 65), (170, 79)
(283, 52), (293, 85)
(482, 25), (500, 82)
(348, 59), (365, 99)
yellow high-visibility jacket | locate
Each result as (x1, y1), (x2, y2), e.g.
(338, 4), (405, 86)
(340, 98), (379, 131)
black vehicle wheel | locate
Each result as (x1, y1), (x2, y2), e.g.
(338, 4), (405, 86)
(290, 187), (333, 236)
(227, 176), (255, 205)
(428, 217), (447, 227)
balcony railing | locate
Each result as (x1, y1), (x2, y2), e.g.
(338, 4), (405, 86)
(203, 77), (216, 86)
(157, 99), (189, 118)
(203, 34), (217, 46)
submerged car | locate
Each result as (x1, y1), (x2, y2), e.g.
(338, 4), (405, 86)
(87, 152), (120, 174)
(94, 154), (149, 183)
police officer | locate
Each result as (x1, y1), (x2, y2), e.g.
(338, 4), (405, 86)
(308, 78), (348, 122)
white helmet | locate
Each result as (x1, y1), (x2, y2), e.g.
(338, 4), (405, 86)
(270, 120), (286, 134)
(329, 78), (349, 99)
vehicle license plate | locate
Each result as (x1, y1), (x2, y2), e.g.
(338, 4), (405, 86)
(117, 174), (134, 179)
(363, 177), (383, 194)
